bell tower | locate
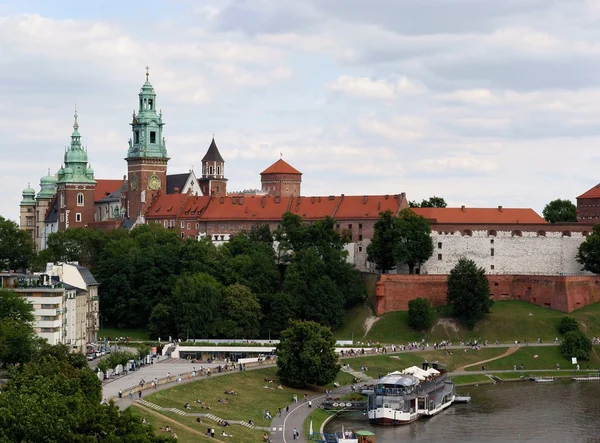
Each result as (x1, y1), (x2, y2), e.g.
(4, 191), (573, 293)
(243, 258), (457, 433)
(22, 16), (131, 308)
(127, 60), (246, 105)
(199, 137), (227, 197)
(125, 67), (169, 220)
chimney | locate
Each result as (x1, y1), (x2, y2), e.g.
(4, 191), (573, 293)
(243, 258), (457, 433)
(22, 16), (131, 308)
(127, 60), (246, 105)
(461, 205), (466, 212)
(174, 187), (180, 193)
(498, 205), (503, 212)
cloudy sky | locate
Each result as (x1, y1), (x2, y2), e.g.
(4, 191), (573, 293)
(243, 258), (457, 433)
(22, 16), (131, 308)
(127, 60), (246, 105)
(3, 0), (600, 222)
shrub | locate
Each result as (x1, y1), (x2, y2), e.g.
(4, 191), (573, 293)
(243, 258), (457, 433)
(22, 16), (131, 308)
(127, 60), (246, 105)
(408, 297), (435, 331)
(556, 316), (579, 335)
(560, 330), (592, 361)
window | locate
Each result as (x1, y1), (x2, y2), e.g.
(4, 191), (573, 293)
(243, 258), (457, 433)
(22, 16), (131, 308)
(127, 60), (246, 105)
(75, 213), (82, 222)
(181, 232), (184, 239)
(348, 224), (353, 229)
(209, 166), (214, 175)
(438, 242), (442, 249)
(358, 234), (363, 241)
(148, 98), (153, 110)
(491, 248), (494, 257)
(216, 184), (220, 193)
(150, 131), (156, 143)
(438, 254), (442, 260)
(163, 220), (168, 228)
(134, 131), (140, 144)
(26, 217), (33, 226)
(181, 221), (185, 229)
(336, 224), (340, 229)
(77, 193), (84, 206)
(170, 220), (175, 227)
(358, 246), (363, 252)
(196, 223), (200, 229)
(187, 223), (190, 229)
(60, 192), (65, 208)
(217, 166), (221, 175)
(490, 239), (494, 244)
(358, 223), (363, 229)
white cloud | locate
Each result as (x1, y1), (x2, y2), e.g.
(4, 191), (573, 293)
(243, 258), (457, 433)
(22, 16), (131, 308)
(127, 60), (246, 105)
(413, 157), (498, 174)
(329, 75), (427, 100)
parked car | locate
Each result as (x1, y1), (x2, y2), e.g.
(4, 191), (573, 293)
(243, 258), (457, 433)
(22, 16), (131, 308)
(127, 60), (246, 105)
(87, 353), (95, 361)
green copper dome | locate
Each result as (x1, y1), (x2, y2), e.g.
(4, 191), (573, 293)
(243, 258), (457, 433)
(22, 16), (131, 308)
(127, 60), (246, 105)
(20, 183), (36, 205)
(57, 109), (96, 185)
(37, 169), (58, 200)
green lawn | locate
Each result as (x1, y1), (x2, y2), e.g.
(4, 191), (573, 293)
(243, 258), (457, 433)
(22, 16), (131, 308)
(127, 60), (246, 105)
(165, 414), (267, 443)
(129, 405), (197, 442)
(344, 347), (508, 377)
(147, 367), (352, 428)
(304, 408), (331, 438)
(98, 327), (149, 341)
(334, 303), (373, 340)
(360, 301), (600, 344)
(465, 345), (600, 371)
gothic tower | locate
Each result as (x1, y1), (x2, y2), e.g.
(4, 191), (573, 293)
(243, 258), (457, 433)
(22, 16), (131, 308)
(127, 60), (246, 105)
(126, 68), (169, 220)
(56, 109), (96, 230)
(19, 183), (36, 242)
(199, 137), (227, 197)
(260, 158), (302, 197)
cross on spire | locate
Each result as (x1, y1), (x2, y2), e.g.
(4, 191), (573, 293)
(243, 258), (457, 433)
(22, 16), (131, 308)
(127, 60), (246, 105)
(145, 66), (150, 81)
(73, 103), (79, 130)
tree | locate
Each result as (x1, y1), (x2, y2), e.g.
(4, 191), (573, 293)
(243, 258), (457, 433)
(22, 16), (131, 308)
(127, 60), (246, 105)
(276, 320), (340, 388)
(172, 273), (222, 339)
(542, 199), (577, 223)
(220, 284), (262, 339)
(409, 196), (447, 208)
(0, 216), (34, 272)
(408, 297), (435, 331)
(0, 289), (37, 368)
(576, 224), (600, 274)
(395, 208), (434, 274)
(261, 292), (295, 338)
(367, 210), (400, 273)
(556, 316), (579, 335)
(560, 330), (592, 361)
(148, 303), (175, 340)
(446, 258), (493, 330)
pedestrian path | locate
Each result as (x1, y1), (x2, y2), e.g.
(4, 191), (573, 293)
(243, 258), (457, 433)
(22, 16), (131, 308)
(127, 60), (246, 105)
(135, 399), (269, 431)
(340, 365), (376, 383)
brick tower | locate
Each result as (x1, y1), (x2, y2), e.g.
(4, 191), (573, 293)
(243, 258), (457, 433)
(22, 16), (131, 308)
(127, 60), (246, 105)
(56, 109), (97, 230)
(126, 68), (169, 220)
(199, 137), (227, 197)
(260, 158), (302, 197)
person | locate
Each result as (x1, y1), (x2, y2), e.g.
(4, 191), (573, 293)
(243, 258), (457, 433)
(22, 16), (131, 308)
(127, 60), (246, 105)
(286, 405), (289, 414)
(248, 419), (254, 426)
(278, 407), (282, 416)
(138, 390), (142, 399)
(196, 417), (202, 423)
(118, 389), (122, 399)
(222, 430), (232, 437)
(129, 390), (133, 400)
(263, 433), (271, 442)
(172, 433), (178, 440)
(184, 403), (191, 409)
(142, 418), (148, 424)
(293, 428), (298, 440)
(211, 428), (215, 438)
(308, 400), (312, 408)
(165, 426), (171, 432)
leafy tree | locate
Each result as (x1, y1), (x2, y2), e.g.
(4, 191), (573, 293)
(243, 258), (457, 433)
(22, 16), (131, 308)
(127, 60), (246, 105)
(542, 199), (577, 223)
(409, 196), (447, 208)
(446, 258), (493, 330)
(276, 320), (340, 388)
(367, 210), (400, 273)
(284, 247), (345, 329)
(180, 237), (223, 277)
(220, 284), (262, 339)
(148, 303), (175, 340)
(576, 224), (600, 274)
(40, 227), (108, 270)
(408, 297), (435, 331)
(0, 216), (34, 272)
(0, 289), (37, 368)
(395, 208), (434, 274)
(560, 330), (592, 361)
(557, 316), (580, 335)
(261, 292), (295, 338)
(172, 273), (222, 339)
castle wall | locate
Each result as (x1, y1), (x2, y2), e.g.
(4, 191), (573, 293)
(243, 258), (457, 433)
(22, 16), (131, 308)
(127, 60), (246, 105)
(373, 274), (600, 314)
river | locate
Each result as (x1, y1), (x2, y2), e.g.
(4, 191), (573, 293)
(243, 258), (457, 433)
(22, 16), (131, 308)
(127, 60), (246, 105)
(324, 380), (600, 442)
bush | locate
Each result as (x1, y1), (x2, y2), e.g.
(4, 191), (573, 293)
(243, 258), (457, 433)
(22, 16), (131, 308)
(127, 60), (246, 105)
(560, 330), (592, 361)
(557, 316), (579, 335)
(408, 298), (435, 331)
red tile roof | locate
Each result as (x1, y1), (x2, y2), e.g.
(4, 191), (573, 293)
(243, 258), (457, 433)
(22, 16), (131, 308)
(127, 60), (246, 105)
(289, 196), (341, 220)
(334, 194), (406, 220)
(200, 195), (291, 221)
(179, 196), (211, 219)
(260, 159), (302, 175)
(412, 207), (546, 224)
(578, 184), (600, 199)
(94, 179), (123, 201)
(145, 194), (188, 218)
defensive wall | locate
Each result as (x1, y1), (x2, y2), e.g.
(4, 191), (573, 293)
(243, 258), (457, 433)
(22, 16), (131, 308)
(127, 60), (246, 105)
(373, 274), (600, 314)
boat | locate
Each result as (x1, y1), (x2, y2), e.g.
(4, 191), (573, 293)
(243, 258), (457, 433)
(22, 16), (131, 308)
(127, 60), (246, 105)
(367, 362), (456, 425)
(336, 430), (376, 443)
(532, 376), (554, 383)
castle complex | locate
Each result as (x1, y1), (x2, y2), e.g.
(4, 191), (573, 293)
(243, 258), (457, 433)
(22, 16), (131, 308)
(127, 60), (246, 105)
(17, 71), (600, 312)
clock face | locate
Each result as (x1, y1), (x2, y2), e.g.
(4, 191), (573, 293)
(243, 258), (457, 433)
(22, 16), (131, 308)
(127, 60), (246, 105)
(148, 174), (161, 190)
(130, 175), (139, 191)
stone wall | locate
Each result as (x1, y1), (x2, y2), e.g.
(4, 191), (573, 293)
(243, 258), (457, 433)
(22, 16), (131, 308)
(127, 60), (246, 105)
(373, 274), (600, 315)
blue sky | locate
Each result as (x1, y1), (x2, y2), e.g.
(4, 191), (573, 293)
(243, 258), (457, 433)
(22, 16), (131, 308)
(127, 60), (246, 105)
(3, 0), (600, 222)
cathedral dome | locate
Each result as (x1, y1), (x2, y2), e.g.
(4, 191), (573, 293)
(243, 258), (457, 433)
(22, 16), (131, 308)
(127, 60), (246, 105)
(64, 147), (88, 164)
(20, 184), (35, 205)
(40, 173), (58, 185)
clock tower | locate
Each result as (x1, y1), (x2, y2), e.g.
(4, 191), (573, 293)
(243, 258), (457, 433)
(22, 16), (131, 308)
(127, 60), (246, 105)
(125, 67), (169, 220)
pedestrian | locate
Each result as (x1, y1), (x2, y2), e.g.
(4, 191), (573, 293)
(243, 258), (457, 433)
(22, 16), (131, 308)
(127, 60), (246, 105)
(293, 427), (298, 440)
(138, 390), (142, 399)
(129, 390), (133, 400)
(278, 407), (282, 416)
(308, 400), (312, 408)
(286, 405), (289, 414)
(211, 428), (215, 438)
(118, 389), (122, 399)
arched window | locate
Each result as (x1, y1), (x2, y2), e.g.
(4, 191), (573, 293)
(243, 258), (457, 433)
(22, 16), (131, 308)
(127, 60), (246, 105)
(209, 166), (214, 175)
(217, 165), (221, 175)
(77, 193), (84, 207)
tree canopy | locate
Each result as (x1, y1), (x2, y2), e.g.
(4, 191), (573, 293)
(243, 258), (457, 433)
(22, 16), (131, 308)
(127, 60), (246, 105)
(276, 320), (340, 388)
(0, 289), (37, 368)
(446, 258), (493, 330)
(576, 224), (600, 274)
(560, 330), (592, 361)
(366, 210), (399, 273)
(556, 316), (579, 335)
(408, 297), (435, 331)
(542, 199), (577, 223)
(0, 216), (34, 272)
(409, 196), (447, 208)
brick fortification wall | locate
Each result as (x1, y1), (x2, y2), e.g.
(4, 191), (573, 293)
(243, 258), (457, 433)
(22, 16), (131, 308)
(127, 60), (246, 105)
(374, 274), (600, 315)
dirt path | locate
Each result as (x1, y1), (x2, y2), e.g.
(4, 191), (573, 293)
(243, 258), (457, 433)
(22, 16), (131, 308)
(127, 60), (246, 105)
(455, 346), (520, 371)
(132, 402), (226, 442)
(363, 316), (380, 337)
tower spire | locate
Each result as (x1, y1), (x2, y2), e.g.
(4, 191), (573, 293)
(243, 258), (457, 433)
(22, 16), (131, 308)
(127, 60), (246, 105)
(145, 66), (150, 81)
(73, 103), (79, 130)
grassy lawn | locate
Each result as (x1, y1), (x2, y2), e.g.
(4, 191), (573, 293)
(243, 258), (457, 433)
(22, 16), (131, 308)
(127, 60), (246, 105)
(465, 345), (600, 371)
(495, 370), (592, 381)
(449, 374), (493, 386)
(304, 408), (331, 438)
(147, 367), (353, 428)
(98, 327), (149, 341)
(129, 405), (199, 442)
(334, 303), (373, 340)
(361, 301), (600, 344)
(345, 347), (508, 377)
(165, 414), (267, 443)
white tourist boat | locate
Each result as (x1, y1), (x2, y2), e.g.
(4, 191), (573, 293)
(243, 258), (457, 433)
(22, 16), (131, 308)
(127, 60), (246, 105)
(532, 376), (554, 383)
(367, 362), (456, 425)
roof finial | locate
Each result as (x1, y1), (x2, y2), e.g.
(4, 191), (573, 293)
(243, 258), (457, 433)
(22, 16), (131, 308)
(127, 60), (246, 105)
(47, 168), (51, 176)
(73, 103), (79, 130)
(145, 65), (150, 81)
(280, 152), (283, 159)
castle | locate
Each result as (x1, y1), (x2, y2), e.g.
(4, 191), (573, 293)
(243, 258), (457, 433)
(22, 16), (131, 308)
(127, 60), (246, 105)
(17, 71), (600, 312)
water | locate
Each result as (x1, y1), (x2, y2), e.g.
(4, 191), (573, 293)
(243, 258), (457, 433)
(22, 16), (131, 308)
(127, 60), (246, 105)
(324, 380), (600, 442)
